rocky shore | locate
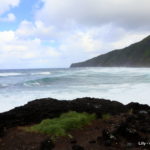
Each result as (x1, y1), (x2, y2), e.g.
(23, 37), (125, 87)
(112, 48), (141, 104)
(0, 97), (150, 150)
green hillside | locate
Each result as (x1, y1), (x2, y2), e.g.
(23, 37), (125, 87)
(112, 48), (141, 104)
(71, 35), (150, 67)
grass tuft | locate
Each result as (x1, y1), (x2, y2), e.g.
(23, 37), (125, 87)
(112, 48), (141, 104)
(102, 113), (111, 120)
(25, 111), (96, 138)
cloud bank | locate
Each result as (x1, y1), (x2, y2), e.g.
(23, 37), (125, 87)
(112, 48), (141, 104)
(0, 0), (150, 68)
(36, 0), (150, 30)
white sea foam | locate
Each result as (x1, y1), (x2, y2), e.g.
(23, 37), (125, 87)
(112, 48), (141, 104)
(0, 67), (150, 112)
(0, 83), (8, 88)
(31, 72), (51, 75)
(0, 72), (23, 77)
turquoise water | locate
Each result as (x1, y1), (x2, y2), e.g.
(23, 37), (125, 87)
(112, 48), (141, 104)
(0, 67), (150, 112)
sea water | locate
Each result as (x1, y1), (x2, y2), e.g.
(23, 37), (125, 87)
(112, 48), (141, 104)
(0, 67), (150, 112)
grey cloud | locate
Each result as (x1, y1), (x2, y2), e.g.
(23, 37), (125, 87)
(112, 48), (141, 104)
(36, 0), (150, 31)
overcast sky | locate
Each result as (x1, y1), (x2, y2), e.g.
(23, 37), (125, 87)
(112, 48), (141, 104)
(0, 0), (150, 69)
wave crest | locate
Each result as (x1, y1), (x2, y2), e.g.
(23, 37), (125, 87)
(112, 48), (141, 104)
(0, 73), (23, 77)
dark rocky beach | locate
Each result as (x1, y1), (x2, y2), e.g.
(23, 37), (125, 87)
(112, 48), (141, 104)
(0, 97), (150, 150)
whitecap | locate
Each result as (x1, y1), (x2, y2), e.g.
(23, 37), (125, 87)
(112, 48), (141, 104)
(0, 73), (23, 77)
(31, 72), (51, 75)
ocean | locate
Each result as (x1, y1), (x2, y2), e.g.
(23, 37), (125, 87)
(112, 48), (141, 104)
(0, 67), (150, 112)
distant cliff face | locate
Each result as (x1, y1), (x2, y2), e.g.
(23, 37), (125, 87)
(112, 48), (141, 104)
(70, 35), (150, 67)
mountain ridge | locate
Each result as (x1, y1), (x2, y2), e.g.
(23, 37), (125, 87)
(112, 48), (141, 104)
(70, 35), (150, 67)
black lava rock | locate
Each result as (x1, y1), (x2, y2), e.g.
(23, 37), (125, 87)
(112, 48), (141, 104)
(0, 97), (126, 133)
(40, 138), (55, 150)
(72, 145), (84, 150)
(0, 126), (5, 137)
(88, 140), (96, 144)
(70, 139), (77, 144)
(126, 142), (134, 148)
(102, 129), (110, 140)
(116, 122), (140, 142)
(102, 129), (118, 147)
(104, 140), (112, 146)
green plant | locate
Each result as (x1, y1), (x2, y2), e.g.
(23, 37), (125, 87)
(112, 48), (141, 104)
(25, 111), (96, 138)
(128, 108), (133, 115)
(102, 113), (111, 120)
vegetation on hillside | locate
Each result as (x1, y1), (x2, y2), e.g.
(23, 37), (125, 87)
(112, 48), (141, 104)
(71, 35), (150, 67)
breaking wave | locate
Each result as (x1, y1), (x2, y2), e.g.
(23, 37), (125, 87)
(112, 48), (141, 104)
(0, 73), (23, 77)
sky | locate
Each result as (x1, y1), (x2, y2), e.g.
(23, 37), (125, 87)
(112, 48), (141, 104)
(0, 0), (150, 69)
